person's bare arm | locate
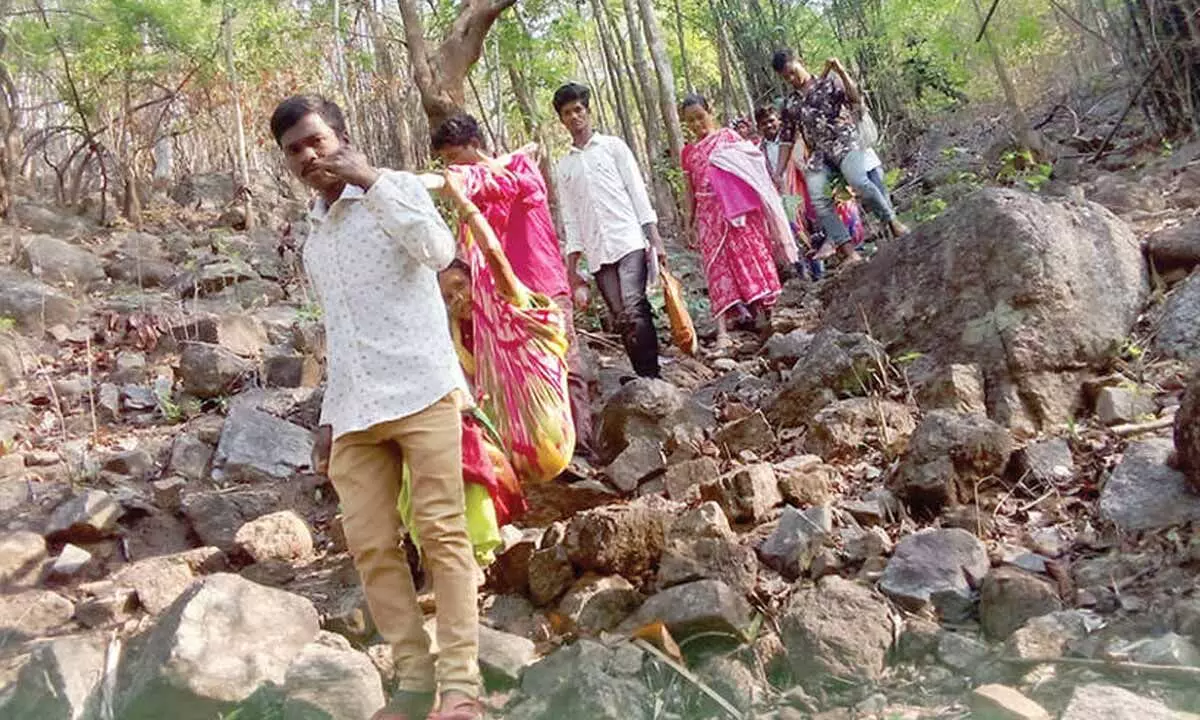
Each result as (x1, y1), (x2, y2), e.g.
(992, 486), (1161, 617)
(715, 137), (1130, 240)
(824, 57), (861, 106)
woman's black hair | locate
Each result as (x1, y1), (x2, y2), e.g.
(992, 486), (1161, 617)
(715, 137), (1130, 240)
(771, 49), (795, 73)
(431, 113), (484, 151)
(680, 93), (709, 112)
(270, 95), (347, 145)
(553, 83), (591, 115)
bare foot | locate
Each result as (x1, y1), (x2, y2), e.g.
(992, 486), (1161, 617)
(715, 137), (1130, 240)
(889, 219), (910, 237)
(813, 242), (837, 260)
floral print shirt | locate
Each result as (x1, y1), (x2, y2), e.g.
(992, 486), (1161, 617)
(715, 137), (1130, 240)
(780, 75), (861, 172)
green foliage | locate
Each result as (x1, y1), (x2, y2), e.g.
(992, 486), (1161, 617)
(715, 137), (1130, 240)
(296, 303), (323, 323)
(903, 196), (948, 224)
(0, 317), (15, 333)
(996, 149), (1052, 192)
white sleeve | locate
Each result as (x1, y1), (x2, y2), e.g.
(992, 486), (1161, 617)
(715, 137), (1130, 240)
(612, 138), (657, 227)
(362, 171), (456, 270)
(556, 161), (585, 257)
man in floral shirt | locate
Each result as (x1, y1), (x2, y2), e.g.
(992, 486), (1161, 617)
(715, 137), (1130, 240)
(773, 48), (907, 261)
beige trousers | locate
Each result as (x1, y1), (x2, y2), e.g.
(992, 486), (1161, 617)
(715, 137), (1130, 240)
(329, 393), (479, 697)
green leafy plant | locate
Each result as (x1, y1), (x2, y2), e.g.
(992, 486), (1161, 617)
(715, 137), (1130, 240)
(0, 317), (15, 333)
(296, 303), (323, 323)
(997, 149), (1053, 192)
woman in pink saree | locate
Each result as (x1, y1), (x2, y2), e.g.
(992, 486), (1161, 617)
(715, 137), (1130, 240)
(680, 94), (795, 349)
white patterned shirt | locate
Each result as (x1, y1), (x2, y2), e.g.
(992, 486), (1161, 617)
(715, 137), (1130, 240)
(555, 133), (657, 271)
(303, 171), (467, 440)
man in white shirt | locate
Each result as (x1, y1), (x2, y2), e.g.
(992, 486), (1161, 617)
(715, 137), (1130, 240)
(552, 82), (666, 379)
(270, 95), (481, 720)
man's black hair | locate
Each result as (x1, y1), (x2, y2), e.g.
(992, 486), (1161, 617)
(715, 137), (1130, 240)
(270, 95), (347, 145)
(754, 105), (779, 124)
(771, 49), (795, 73)
(553, 83), (591, 115)
(431, 113), (484, 151)
(680, 93), (709, 112)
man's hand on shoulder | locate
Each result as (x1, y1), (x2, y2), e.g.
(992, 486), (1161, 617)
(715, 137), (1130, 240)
(311, 147), (380, 191)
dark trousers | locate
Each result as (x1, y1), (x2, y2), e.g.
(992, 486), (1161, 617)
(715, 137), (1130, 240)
(594, 249), (660, 378)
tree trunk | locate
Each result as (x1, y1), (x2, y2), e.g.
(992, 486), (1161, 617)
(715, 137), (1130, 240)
(509, 62), (566, 238)
(363, 0), (412, 168)
(673, 0), (692, 92)
(223, 1), (253, 230)
(971, 0), (1042, 155)
(601, 0), (648, 133)
(636, 0), (685, 164)
(714, 12), (736, 122)
(590, 0), (638, 153)
(0, 3), (18, 220)
(396, 0), (517, 129)
(621, 0), (678, 230)
(573, 36), (612, 131)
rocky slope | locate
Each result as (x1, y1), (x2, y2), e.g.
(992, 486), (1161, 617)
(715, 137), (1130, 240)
(1, 143), (1200, 720)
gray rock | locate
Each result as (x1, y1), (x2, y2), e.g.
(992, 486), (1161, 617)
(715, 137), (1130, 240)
(714, 411), (776, 457)
(102, 447), (156, 478)
(763, 329), (812, 368)
(528, 546), (575, 607)
(1060, 683), (1176, 720)
(669, 501), (732, 540)
(17, 234), (106, 289)
(324, 587), (374, 643)
(769, 328), (887, 427)
(1176, 370), (1200, 491)
(110, 554), (204, 615)
(150, 477), (187, 512)
(478, 624), (537, 688)
(841, 526), (893, 563)
(48, 543), (93, 578)
(282, 639), (384, 720)
(1006, 610), (1097, 660)
(936, 631), (991, 672)
(118, 574), (320, 720)
(1009, 437), (1074, 486)
(519, 641), (652, 720)
(1176, 597), (1200, 643)
(1100, 439), (1200, 531)
(11, 203), (93, 237)
(558, 575), (642, 634)
(170, 314), (269, 358)
(1096, 385), (1157, 425)
(980, 567), (1063, 640)
(1129, 632), (1200, 667)
(45, 489), (123, 542)
(234, 510), (314, 564)
(700, 463), (782, 524)
(659, 535), (758, 595)
(1, 633), (108, 720)
(604, 437), (665, 493)
(168, 433), (213, 482)
(913, 363), (988, 415)
(619, 579), (751, 640)
(880, 528), (990, 618)
(663, 457), (720, 503)
(1156, 271), (1200, 361)
(0, 531), (47, 588)
(1146, 218), (1200, 274)
(564, 497), (674, 580)
(263, 349), (321, 389)
(781, 576), (893, 689)
(181, 487), (287, 551)
(758, 505), (832, 579)
(0, 267), (80, 334)
(695, 655), (763, 714)
(0, 589), (74, 638)
(892, 410), (1012, 518)
(822, 188), (1147, 430)
(805, 397), (915, 460)
(598, 378), (688, 459)
(178, 342), (252, 399)
(212, 405), (313, 484)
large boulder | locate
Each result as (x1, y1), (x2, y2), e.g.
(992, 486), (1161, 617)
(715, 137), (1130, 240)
(880, 528), (990, 620)
(118, 573), (320, 720)
(618, 579), (752, 640)
(281, 635), (385, 720)
(517, 640), (653, 720)
(1060, 683), (1176, 720)
(822, 188), (1147, 430)
(1100, 438), (1200, 531)
(596, 379), (713, 461)
(891, 410), (1012, 518)
(2, 633), (108, 720)
(781, 576), (893, 690)
(558, 575), (642, 634)
(212, 405), (313, 484)
(979, 567), (1063, 640)
(0, 530), (47, 588)
(0, 267), (80, 334)
(178, 342), (253, 399)
(0, 589), (75, 638)
(1154, 271), (1200, 361)
(11, 203), (93, 238)
(699, 464), (783, 524)
(1146, 218), (1200, 274)
(768, 328), (887, 427)
(17, 234), (106, 290)
(1176, 371), (1200, 490)
(804, 397), (915, 460)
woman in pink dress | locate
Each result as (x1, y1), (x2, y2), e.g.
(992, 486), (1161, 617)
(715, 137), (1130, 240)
(681, 94), (787, 349)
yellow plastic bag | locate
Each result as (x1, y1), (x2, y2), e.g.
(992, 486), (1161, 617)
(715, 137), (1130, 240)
(661, 268), (698, 355)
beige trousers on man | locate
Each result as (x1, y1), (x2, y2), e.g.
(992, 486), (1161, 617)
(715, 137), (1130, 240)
(328, 393), (479, 697)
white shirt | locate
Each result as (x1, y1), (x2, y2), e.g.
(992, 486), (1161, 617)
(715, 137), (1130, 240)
(303, 171), (468, 440)
(555, 134), (657, 270)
